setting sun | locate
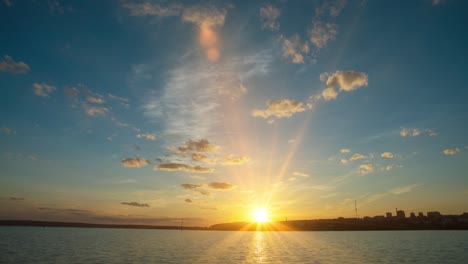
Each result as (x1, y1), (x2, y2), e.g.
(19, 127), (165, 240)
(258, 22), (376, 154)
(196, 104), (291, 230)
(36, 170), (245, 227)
(253, 208), (269, 223)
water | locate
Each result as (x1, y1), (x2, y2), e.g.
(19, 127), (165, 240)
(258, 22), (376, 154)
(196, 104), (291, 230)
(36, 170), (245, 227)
(1, 227), (467, 263)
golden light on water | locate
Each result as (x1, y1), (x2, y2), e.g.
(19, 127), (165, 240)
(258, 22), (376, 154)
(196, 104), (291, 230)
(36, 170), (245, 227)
(252, 208), (269, 223)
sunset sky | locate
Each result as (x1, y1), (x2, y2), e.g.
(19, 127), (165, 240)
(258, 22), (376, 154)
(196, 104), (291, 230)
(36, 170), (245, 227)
(1, 0), (467, 226)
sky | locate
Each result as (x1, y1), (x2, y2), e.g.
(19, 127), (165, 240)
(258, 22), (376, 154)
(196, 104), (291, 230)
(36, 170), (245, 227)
(0, 0), (467, 226)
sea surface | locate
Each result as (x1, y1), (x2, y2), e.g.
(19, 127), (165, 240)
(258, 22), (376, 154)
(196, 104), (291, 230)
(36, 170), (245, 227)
(1, 227), (467, 263)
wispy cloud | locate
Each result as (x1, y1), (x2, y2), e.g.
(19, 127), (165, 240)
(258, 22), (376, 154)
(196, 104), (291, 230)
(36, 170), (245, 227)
(443, 148), (460, 155)
(381, 152), (394, 159)
(349, 153), (366, 161)
(206, 182), (235, 190)
(259, 4), (281, 31)
(121, 201), (150, 207)
(136, 133), (156, 141)
(33, 83), (56, 97)
(222, 155), (250, 165)
(309, 21), (337, 49)
(389, 184), (422, 195)
(400, 128), (438, 137)
(155, 163), (214, 173)
(185, 198), (192, 203)
(315, 0), (347, 17)
(1, 126), (16, 135)
(340, 148), (350, 153)
(87, 96), (105, 104)
(123, 2), (182, 17)
(121, 157), (149, 168)
(280, 34), (310, 64)
(83, 105), (109, 117)
(359, 164), (374, 174)
(169, 139), (220, 153)
(252, 99), (306, 121)
(0, 55), (30, 74)
(293, 171), (309, 177)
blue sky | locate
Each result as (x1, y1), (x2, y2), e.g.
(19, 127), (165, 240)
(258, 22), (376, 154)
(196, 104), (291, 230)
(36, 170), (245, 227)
(0, 0), (467, 226)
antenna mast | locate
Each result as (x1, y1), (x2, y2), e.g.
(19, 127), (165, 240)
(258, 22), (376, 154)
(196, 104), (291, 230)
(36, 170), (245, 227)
(355, 200), (358, 219)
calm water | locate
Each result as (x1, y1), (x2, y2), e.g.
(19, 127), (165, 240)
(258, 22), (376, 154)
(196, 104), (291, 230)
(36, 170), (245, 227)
(1, 227), (467, 263)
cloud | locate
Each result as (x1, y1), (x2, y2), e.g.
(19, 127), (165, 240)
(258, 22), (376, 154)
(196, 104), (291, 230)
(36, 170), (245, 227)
(350, 153), (366, 161)
(259, 5), (281, 31)
(400, 128), (437, 137)
(64, 87), (80, 97)
(293, 171), (309, 177)
(443, 148), (460, 155)
(1, 126), (16, 135)
(0, 55), (30, 74)
(182, 5), (227, 62)
(121, 157), (149, 168)
(189, 175), (206, 180)
(33, 83), (56, 97)
(400, 128), (421, 137)
(359, 164), (374, 174)
(83, 105), (109, 117)
(180, 183), (201, 190)
(155, 163), (214, 173)
(121, 202), (150, 207)
(340, 148), (350, 153)
(143, 50), (272, 139)
(432, 0), (445, 6)
(253, 99), (306, 120)
(206, 182), (235, 190)
(280, 34), (310, 64)
(47, 0), (65, 14)
(122, 2), (182, 17)
(9, 197), (25, 201)
(340, 159), (348, 164)
(136, 133), (156, 141)
(319, 70), (369, 101)
(315, 0), (347, 17)
(309, 21), (337, 49)
(87, 96), (105, 104)
(381, 152), (394, 159)
(185, 198), (192, 203)
(3, 0), (13, 7)
(169, 139), (220, 153)
(222, 155), (250, 165)
(389, 184), (422, 195)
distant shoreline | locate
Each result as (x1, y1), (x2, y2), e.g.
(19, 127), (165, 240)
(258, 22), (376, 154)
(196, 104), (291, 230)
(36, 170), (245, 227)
(1, 219), (468, 231)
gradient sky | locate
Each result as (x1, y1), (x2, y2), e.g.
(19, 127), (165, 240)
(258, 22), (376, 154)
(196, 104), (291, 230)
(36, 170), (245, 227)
(1, 0), (467, 226)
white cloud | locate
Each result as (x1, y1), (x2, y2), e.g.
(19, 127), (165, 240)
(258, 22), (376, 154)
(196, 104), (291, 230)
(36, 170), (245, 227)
(350, 153), (366, 161)
(33, 83), (56, 97)
(252, 99), (306, 120)
(340, 159), (348, 164)
(319, 70), (368, 100)
(315, 0), (347, 17)
(259, 5), (281, 31)
(0, 55), (30, 74)
(136, 133), (156, 141)
(122, 2), (182, 17)
(309, 21), (337, 49)
(400, 128), (420, 137)
(443, 148), (460, 155)
(83, 105), (109, 117)
(389, 184), (422, 195)
(280, 34), (310, 64)
(143, 51), (272, 139)
(340, 148), (350, 153)
(121, 157), (149, 168)
(87, 96), (105, 104)
(359, 164), (374, 174)
(381, 152), (394, 159)
(293, 171), (309, 177)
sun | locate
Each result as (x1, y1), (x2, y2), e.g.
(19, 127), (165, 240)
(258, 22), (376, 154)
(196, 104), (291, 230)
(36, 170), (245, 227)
(252, 208), (269, 223)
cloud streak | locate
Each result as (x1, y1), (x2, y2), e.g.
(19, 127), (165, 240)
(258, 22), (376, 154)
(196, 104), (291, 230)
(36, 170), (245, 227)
(121, 202), (150, 207)
(0, 55), (30, 74)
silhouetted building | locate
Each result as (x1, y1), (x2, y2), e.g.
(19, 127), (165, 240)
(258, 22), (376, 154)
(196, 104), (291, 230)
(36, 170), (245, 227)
(410, 212), (416, 218)
(396, 210), (405, 219)
(418, 212), (424, 217)
(386, 212), (392, 218)
(427, 211), (441, 219)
